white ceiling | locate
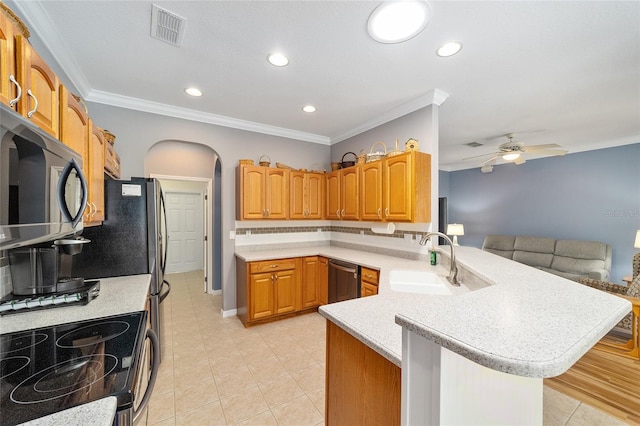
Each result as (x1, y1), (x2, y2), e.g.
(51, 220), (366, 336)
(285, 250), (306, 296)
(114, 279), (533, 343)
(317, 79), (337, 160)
(8, 1), (640, 171)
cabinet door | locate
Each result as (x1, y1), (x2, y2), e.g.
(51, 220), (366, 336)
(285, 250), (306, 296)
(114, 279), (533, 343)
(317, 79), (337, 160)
(15, 35), (59, 138)
(240, 166), (267, 219)
(325, 170), (341, 220)
(274, 269), (297, 314)
(360, 161), (383, 221)
(383, 154), (412, 221)
(361, 282), (378, 297)
(306, 173), (324, 219)
(87, 119), (105, 224)
(341, 167), (359, 220)
(302, 256), (319, 309)
(318, 257), (329, 305)
(250, 272), (275, 320)
(0, 13), (17, 108)
(289, 171), (306, 219)
(265, 168), (288, 219)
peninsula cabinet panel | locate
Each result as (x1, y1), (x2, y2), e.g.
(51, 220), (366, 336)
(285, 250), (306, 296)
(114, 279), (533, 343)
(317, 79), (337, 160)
(15, 35), (59, 138)
(326, 321), (401, 425)
(236, 165), (289, 220)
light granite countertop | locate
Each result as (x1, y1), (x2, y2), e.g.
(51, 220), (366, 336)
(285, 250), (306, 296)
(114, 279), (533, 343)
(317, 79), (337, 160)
(1, 274), (150, 333)
(1, 275), (150, 425)
(18, 397), (117, 426)
(236, 245), (631, 378)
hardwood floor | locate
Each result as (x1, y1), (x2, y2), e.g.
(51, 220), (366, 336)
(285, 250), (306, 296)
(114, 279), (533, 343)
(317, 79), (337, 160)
(545, 348), (640, 425)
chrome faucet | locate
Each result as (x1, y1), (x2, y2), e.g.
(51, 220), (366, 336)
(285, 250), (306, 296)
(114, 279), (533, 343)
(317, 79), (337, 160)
(419, 232), (460, 286)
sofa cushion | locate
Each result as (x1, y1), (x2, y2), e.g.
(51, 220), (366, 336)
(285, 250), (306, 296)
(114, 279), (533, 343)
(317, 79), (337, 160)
(514, 251), (554, 268)
(550, 256), (605, 276)
(481, 235), (515, 259)
(554, 240), (607, 261)
(514, 236), (556, 254)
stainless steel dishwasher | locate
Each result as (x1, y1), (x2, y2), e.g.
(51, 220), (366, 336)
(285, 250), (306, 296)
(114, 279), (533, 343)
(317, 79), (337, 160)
(328, 259), (360, 303)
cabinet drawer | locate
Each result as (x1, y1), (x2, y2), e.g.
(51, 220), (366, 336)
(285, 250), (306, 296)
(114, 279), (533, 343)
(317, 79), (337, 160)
(361, 267), (379, 284)
(249, 258), (297, 274)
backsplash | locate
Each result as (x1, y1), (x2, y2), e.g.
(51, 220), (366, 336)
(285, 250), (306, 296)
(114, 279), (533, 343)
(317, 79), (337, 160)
(234, 221), (434, 258)
(0, 255), (12, 298)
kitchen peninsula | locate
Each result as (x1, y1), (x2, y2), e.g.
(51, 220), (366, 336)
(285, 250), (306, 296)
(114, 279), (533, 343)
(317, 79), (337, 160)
(237, 245), (631, 424)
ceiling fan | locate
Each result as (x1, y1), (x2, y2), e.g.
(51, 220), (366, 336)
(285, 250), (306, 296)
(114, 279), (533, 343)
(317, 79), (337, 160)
(463, 133), (568, 173)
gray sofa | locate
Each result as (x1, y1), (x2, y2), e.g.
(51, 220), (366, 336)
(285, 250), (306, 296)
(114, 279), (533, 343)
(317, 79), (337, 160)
(482, 235), (612, 281)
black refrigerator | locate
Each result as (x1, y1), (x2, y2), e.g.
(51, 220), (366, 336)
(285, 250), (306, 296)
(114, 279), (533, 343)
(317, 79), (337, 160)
(73, 177), (170, 362)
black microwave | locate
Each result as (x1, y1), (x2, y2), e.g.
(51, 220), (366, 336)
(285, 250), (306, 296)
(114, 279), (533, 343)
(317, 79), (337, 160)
(0, 103), (87, 250)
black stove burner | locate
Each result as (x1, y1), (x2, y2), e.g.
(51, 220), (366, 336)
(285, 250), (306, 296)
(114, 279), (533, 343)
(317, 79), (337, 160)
(10, 354), (118, 404)
(0, 356), (30, 381)
(0, 332), (48, 356)
(56, 321), (131, 348)
(0, 311), (146, 425)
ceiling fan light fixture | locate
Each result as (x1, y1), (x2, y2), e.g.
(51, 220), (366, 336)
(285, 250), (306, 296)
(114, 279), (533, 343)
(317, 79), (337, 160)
(436, 41), (462, 57)
(481, 165), (494, 173)
(367, 1), (430, 44)
(502, 152), (520, 161)
(302, 105), (316, 113)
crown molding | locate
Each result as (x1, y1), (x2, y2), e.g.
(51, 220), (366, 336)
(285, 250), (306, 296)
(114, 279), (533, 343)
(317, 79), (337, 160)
(87, 90), (331, 145)
(330, 89), (449, 144)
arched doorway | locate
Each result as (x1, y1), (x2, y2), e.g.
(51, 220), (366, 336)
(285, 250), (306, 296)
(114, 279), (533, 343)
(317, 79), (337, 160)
(145, 140), (222, 294)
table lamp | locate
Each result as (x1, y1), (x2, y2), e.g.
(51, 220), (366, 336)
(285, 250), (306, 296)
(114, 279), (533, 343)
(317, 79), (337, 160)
(447, 223), (464, 246)
(635, 230), (640, 249)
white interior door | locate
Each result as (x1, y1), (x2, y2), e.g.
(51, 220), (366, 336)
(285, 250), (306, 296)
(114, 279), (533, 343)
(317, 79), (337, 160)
(165, 191), (204, 273)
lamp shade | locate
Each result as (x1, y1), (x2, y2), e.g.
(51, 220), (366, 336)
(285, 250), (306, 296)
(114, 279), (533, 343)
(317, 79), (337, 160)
(635, 230), (640, 248)
(447, 223), (464, 236)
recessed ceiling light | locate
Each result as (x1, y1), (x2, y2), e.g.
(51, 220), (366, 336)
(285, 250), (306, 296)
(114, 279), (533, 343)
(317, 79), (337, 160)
(302, 105), (316, 113)
(267, 53), (289, 67)
(437, 41), (463, 57)
(184, 87), (202, 97)
(367, 1), (430, 44)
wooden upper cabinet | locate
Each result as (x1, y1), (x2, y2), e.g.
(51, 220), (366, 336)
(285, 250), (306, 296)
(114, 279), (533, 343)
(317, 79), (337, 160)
(15, 35), (59, 138)
(0, 11), (18, 108)
(86, 119), (105, 224)
(290, 171), (324, 219)
(325, 170), (341, 220)
(341, 167), (359, 220)
(360, 161), (383, 221)
(236, 165), (289, 220)
(383, 154), (413, 221)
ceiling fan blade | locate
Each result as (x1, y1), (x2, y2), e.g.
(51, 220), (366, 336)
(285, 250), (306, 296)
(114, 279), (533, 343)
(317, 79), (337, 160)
(522, 144), (562, 152)
(479, 155), (499, 167)
(514, 156), (526, 165)
(462, 152), (501, 161)
(526, 149), (568, 156)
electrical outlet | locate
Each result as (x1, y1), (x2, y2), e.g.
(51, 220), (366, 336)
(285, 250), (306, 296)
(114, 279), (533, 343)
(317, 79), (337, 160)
(229, 231), (236, 240)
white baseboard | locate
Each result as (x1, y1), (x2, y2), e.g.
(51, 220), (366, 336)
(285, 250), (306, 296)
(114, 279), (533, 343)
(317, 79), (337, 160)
(210, 289), (222, 295)
(221, 308), (237, 318)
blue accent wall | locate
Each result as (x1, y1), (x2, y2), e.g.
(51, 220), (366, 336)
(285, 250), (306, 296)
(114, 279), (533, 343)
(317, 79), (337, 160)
(441, 143), (640, 283)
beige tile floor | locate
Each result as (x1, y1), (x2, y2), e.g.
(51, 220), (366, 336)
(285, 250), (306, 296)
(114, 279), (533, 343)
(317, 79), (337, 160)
(143, 271), (628, 425)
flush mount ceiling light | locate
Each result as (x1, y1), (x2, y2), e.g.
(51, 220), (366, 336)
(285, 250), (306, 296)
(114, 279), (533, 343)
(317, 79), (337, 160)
(367, 1), (430, 44)
(437, 41), (463, 57)
(184, 87), (202, 97)
(267, 53), (289, 67)
(302, 105), (316, 113)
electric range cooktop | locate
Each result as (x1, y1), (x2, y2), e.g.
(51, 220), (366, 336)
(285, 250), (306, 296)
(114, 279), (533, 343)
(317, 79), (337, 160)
(0, 311), (146, 425)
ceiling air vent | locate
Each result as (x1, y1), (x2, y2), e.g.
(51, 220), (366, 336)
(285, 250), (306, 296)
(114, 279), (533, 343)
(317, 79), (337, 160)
(151, 4), (187, 47)
(465, 141), (483, 148)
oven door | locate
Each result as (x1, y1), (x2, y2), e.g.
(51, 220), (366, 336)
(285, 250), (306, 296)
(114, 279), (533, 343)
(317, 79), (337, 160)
(116, 323), (159, 425)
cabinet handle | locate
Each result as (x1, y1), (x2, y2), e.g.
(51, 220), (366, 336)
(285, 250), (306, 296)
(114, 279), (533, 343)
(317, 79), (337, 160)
(336, 209), (340, 218)
(377, 208), (381, 218)
(270, 264), (277, 268)
(385, 207), (389, 217)
(266, 208), (270, 217)
(341, 209), (345, 217)
(26, 89), (38, 118)
(8, 75), (21, 107)
(262, 209), (267, 217)
(91, 202), (97, 218)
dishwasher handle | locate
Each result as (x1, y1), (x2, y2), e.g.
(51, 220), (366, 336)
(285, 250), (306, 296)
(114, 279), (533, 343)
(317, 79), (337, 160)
(329, 261), (357, 275)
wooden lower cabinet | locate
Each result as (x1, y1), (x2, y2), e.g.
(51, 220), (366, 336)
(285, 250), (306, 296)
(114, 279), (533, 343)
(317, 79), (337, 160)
(318, 257), (329, 305)
(360, 266), (380, 297)
(326, 321), (401, 425)
(237, 256), (325, 326)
